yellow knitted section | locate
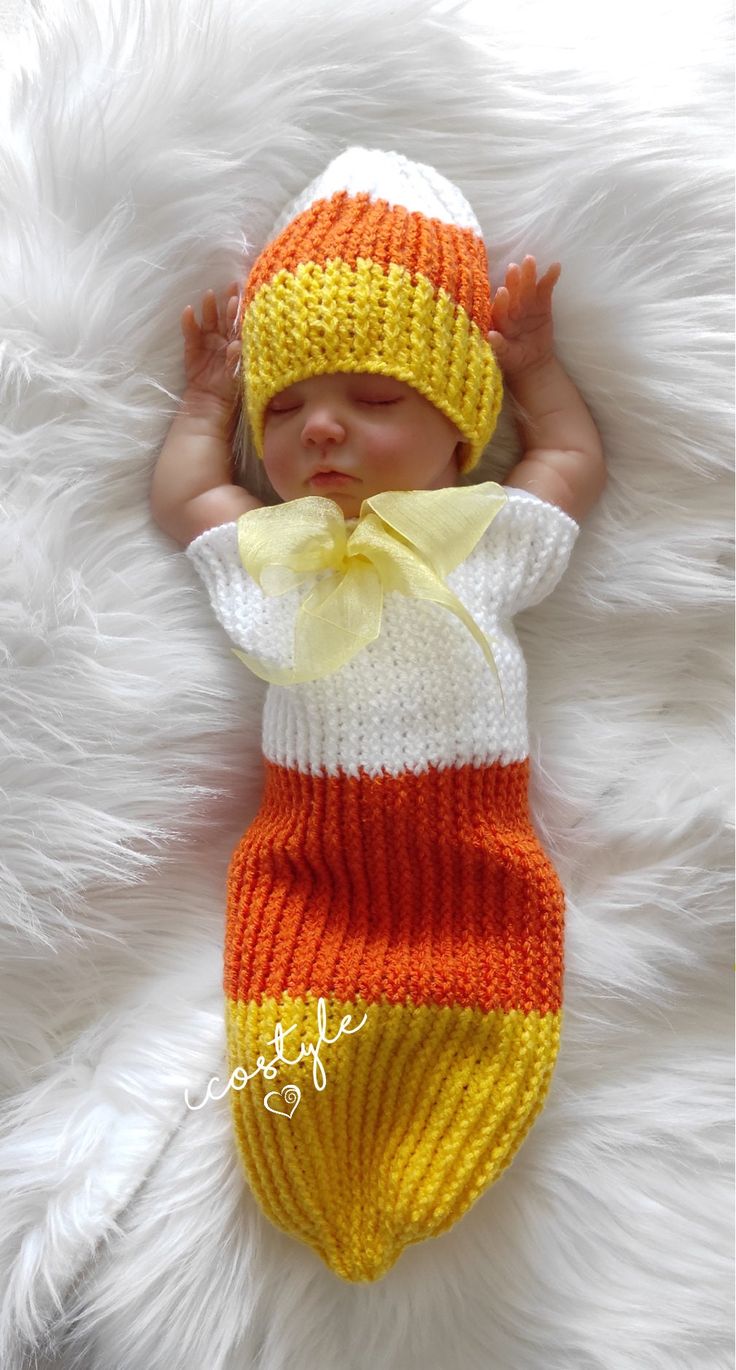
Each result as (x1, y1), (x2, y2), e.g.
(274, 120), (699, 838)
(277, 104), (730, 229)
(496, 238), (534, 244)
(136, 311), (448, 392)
(224, 992), (562, 1283)
(242, 258), (504, 475)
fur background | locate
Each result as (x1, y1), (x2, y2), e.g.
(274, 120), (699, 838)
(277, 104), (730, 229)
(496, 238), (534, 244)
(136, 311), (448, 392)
(0, 0), (733, 1366)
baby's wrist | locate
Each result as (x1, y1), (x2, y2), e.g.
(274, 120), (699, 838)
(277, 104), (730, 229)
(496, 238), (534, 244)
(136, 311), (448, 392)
(181, 385), (234, 429)
(504, 350), (557, 387)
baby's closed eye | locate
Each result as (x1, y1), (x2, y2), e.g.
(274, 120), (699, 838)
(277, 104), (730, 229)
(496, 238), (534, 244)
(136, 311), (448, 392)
(267, 397), (401, 415)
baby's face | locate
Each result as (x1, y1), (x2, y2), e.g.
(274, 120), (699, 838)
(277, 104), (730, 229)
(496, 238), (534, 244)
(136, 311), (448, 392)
(261, 371), (466, 518)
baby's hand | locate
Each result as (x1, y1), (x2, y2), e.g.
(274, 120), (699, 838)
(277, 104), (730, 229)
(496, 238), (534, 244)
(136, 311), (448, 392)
(181, 282), (242, 403)
(488, 256), (561, 378)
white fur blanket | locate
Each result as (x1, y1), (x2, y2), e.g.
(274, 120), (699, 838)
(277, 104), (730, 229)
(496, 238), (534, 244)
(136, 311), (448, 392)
(0, 0), (732, 1366)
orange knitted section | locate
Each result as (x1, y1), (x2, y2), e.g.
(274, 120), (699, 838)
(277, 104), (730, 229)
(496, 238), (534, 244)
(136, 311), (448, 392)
(243, 190), (493, 333)
(224, 758), (564, 1016)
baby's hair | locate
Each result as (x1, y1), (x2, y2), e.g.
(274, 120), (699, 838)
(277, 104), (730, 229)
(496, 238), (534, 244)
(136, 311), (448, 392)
(230, 355), (281, 506)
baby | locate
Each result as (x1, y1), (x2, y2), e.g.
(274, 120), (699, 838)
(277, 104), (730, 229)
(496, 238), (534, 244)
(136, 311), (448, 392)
(151, 147), (606, 1283)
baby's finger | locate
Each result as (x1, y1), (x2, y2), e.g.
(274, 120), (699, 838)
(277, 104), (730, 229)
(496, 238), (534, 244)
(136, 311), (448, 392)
(519, 257), (538, 312)
(487, 329), (508, 361)
(504, 262), (520, 303)
(226, 294), (240, 332)
(201, 289), (219, 333)
(181, 304), (201, 341)
(491, 285), (511, 331)
(538, 262), (561, 308)
(221, 281), (241, 318)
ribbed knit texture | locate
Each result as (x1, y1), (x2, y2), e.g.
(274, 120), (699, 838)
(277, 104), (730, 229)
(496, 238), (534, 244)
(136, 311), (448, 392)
(186, 488), (580, 1282)
(241, 146), (504, 474)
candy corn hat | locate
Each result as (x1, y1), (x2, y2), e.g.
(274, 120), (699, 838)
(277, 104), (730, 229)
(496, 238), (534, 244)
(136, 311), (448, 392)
(240, 145), (504, 475)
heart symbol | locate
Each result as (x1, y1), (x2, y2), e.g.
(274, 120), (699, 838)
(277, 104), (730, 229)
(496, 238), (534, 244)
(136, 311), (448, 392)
(264, 1085), (301, 1118)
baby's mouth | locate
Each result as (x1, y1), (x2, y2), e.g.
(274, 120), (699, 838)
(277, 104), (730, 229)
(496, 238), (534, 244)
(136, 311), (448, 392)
(308, 471), (357, 485)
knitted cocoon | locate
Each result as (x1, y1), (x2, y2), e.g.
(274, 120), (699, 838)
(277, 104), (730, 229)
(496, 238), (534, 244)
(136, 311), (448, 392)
(186, 488), (580, 1282)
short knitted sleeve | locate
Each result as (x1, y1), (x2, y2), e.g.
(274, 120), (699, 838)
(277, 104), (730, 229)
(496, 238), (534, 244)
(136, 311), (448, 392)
(184, 520), (303, 669)
(482, 489), (581, 618)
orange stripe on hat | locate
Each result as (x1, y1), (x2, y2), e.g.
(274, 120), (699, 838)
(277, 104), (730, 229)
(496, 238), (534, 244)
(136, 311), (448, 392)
(244, 190), (493, 331)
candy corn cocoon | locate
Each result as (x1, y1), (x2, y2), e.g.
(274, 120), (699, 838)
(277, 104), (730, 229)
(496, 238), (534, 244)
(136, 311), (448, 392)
(185, 487), (580, 1281)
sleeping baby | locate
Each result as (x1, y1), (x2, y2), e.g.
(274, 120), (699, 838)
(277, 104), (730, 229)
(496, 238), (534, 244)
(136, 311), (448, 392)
(150, 146), (606, 1283)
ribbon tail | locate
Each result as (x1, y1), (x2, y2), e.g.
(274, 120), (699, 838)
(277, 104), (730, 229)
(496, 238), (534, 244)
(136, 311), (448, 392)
(230, 645), (305, 686)
(450, 596), (508, 717)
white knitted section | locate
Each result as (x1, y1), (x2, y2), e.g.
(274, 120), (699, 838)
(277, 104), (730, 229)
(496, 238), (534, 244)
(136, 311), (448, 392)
(184, 490), (579, 778)
(474, 489), (580, 618)
(268, 145), (482, 241)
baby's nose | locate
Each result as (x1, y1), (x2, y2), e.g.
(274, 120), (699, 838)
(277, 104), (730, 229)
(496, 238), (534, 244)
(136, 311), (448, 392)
(301, 408), (346, 442)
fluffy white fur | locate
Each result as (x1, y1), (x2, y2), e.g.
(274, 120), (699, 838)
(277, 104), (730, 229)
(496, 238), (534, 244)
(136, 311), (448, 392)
(0, 0), (732, 1366)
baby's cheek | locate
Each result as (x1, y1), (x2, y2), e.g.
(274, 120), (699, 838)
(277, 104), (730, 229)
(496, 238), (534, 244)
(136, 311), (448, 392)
(261, 448), (295, 499)
(369, 428), (414, 467)
(262, 436), (290, 478)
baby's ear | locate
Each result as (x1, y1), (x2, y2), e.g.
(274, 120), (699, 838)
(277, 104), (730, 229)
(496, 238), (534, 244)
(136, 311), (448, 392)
(455, 440), (469, 467)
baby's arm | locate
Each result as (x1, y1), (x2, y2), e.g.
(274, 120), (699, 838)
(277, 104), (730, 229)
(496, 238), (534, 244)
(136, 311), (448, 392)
(150, 284), (263, 548)
(489, 258), (607, 524)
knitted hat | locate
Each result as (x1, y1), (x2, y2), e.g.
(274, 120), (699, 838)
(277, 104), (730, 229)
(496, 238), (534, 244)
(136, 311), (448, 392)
(241, 146), (503, 476)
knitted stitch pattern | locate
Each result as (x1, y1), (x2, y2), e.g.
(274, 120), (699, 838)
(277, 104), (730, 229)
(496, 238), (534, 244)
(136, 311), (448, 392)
(186, 489), (580, 1283)
(241, 146), (504, 475)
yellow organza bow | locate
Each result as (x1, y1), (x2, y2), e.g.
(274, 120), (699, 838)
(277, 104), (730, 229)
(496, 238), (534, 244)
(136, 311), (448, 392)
(231, 481), (509, 710)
